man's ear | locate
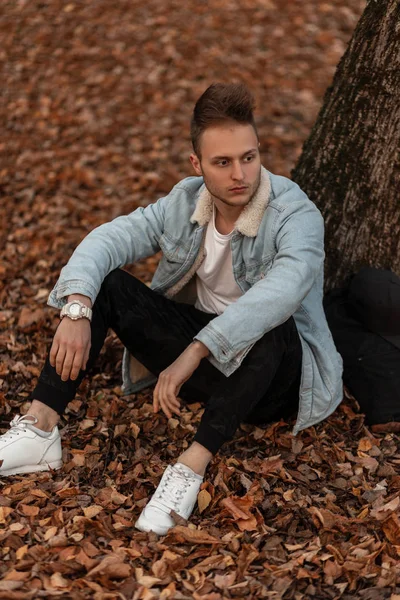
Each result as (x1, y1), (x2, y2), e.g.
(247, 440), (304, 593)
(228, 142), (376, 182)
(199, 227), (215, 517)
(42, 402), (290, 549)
(189, 153), (202, 176)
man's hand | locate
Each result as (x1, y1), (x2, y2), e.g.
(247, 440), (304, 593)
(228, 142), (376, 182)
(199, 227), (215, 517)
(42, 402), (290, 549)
(50, 294), (92, 382)
(153, 341), (210, 419)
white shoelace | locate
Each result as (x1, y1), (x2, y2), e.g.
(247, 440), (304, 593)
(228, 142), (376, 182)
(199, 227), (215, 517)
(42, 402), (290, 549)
(0, 414), (38, 441)
(152, 464), (200, 512)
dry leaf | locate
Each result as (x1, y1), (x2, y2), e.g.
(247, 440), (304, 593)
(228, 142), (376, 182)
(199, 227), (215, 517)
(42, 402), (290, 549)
(50, 573), (69, 589)
(44, 527), (58, 541)
(87, 555), (131, 579)
(0, 507), (13, 523)
(197, 489), (212, 514)
(20, 505), (39, 517)
(166, 526), (221, 544)
(15, 546), (28, 561)
(83, 505), (104, 519)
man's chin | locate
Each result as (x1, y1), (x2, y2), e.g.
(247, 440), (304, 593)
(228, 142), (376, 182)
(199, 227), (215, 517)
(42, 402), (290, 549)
(223, 194), (252, 207)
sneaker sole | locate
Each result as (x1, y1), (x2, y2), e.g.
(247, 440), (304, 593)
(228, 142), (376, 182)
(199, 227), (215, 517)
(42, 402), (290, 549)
(0, 460), (63, 477)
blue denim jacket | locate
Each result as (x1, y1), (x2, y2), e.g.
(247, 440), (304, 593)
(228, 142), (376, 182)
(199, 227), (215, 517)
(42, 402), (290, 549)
(48, 167), (343, 434)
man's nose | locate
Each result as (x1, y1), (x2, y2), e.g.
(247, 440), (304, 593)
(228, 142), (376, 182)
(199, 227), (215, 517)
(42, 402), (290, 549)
(231, 161), (244, 181)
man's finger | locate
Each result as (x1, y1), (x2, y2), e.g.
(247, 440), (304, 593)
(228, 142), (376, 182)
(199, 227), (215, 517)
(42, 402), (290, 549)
(159, 380), (170, 417)
(70, 351), (84, 381)
(82, 345), (91, 371)
(55, 346), (66, 376)
(158, 376), (171, 418)
(160, 397), (172, 419)
(61, 350), (75, 381)
(49, 339), (59, 367)
(153, 379), (161, 413)
(166, 384), (181, 414)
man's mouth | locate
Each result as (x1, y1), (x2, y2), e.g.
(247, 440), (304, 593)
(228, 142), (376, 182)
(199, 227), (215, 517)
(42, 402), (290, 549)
(229, 186), (248, 192)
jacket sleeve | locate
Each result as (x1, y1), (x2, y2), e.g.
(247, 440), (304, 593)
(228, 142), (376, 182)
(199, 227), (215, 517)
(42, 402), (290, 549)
(194, 199), (325, 365)
(47, 194), (170, 308)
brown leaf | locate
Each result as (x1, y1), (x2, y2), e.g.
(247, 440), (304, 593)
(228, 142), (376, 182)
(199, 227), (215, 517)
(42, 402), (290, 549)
(0, 582), (24, 592)
(135, 568), (162, 588)
(221, 495), (254, 520)
(17, 307), (45, 329)
(197, 489), (212, 514)
(193, 594), (222, 600)
(358, 437), (373, 452)
(371, 422), (400, 433)
(20, 505), (39, 517)
(370, 496), (400, 521)
(130, 422), (140, 438)
(259, 455), (284, 475)
(110, 490), (128, 505)
(170, 509), (188, 527)
(214, 571), (236, 589)
(83, 505), (104, 519)
(0, 507), (13, 523)
(44, 526), (58, 541)
(166, 525), (221, 544)
(15, 546), (28, 561)
(86, 554), (131, 579)
(3, 570), (29, 582)
(382, 514), (400, 544)
(50, 573), (69, 589)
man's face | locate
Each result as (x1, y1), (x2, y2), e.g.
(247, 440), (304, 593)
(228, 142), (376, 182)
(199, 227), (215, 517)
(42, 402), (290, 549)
(190, 123), (261, 209)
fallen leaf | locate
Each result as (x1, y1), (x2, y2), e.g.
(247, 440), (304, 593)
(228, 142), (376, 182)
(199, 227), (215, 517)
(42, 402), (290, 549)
(87, 554), (131, 579)
(197, 489), (212, 514)
(20, 505), (39, 517)
(15, 546), (28, 560)
(17, 307), (45, 329)
(50, 573), (69, 588)
(83, 505), (104, 519)
(166, 526), (221, 544)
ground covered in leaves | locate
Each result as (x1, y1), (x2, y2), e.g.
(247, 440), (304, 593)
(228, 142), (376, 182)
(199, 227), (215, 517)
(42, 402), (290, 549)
(1, 0), (399, 598)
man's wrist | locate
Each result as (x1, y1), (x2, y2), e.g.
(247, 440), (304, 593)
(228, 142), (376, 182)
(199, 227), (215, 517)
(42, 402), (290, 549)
(67, 294), (93, 309)
(189, 340), (210, 358)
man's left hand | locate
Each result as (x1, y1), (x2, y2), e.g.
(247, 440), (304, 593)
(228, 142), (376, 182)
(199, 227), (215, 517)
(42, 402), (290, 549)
(153, 341), (210, 419)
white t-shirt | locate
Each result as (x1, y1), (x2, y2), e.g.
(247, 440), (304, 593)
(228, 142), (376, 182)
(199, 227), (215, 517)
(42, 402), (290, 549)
(195, 205), (243, 315)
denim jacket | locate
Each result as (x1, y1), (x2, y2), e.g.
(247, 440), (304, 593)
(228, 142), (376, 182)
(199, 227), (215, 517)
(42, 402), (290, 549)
(48, 167), (343, 434)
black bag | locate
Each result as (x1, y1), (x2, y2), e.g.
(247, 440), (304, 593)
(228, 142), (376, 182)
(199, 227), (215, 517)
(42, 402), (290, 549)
(324, 267), (400, 426)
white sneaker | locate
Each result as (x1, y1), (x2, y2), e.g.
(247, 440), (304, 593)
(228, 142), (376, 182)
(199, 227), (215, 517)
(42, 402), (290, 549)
(0, 414), (62, 476)
(135, 462), (203, 535)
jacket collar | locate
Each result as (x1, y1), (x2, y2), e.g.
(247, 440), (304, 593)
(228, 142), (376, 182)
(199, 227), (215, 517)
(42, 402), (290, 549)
(190, 167), (271, 237)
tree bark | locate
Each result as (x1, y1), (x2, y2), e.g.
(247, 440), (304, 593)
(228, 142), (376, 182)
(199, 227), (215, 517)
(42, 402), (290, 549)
(292, 0), (400, 290)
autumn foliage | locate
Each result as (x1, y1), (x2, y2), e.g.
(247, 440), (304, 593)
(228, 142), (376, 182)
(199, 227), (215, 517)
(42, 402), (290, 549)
(0, 1), (399, 599)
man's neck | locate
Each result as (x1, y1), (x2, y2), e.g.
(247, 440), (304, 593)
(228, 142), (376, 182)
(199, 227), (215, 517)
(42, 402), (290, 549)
(212, 198), (244, 235)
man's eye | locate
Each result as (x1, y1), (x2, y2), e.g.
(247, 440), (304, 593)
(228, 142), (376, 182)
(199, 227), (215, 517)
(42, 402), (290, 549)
(218, 160), (228, 167)
(245, 155), (255, 162)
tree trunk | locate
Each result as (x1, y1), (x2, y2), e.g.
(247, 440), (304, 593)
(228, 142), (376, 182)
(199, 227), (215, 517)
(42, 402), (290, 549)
(292, 0), (400, 291)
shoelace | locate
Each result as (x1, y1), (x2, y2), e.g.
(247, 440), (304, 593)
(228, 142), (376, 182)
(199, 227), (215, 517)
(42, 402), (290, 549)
(0, 414), (38, 441)
(153, 465), (198, 510)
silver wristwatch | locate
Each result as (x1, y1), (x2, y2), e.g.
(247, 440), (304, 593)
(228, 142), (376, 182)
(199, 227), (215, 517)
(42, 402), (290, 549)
(60, 300), (93, 322)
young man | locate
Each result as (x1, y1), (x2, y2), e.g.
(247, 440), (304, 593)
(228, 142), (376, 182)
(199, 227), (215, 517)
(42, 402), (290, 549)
(0, 83), (343, 535)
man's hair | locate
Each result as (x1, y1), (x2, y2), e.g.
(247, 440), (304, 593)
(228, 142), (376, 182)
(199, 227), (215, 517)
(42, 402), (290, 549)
(190, 83), (258, 157)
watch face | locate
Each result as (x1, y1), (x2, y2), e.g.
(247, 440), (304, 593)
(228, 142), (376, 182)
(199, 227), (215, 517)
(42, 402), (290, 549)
(70, 303), (80, 316)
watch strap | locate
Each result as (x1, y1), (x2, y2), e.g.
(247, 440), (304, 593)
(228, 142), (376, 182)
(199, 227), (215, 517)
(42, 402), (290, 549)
(60, 300), (93, 322)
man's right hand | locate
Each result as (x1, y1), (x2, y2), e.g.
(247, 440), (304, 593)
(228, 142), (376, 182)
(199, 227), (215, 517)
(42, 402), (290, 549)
(50, 318), (91, 381)
(50, 295), (92, 382)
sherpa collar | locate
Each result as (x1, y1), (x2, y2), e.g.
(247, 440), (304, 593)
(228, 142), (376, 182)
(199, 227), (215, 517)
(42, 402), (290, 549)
(190, 166), (271, 237)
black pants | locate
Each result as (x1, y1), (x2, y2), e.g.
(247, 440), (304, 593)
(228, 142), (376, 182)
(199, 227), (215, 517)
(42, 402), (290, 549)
(32, 269), (303, 454)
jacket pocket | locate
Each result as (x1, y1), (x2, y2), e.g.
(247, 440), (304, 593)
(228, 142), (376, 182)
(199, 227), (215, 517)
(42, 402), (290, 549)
(244, 257), (274, 285)
(159, 233), (188, 264)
